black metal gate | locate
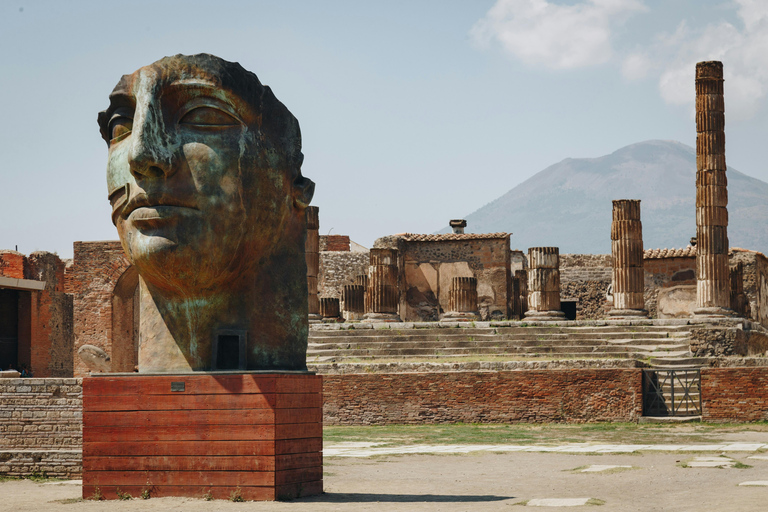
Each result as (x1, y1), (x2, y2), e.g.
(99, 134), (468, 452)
(642, 369), (702, 417)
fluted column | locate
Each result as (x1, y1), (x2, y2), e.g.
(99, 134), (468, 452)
(363, 248), (400, 322)
(609, 199), (647, 317)
(695, 61), (733, 316)
(525, 247), (565, 319)
(320, 297), (340, 320)
(342, 283), (365, 321)
(442, 277), (479, 321)
(305, 206), (322, 322)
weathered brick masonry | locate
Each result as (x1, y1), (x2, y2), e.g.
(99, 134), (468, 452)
(701, 367), (768, 422)
(0, 378), (82, 478)
(322, 369), (643, 425)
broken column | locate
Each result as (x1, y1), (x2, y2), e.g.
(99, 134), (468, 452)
(342, 283), (365, 321)
(695, 60), (733, 316)
(525, 247), (565, 319)
(442, 277), (479, 321)
(515, 269), (528, 319)
(319, 297), (340, 321)
(609, 199), (647, 317)
(306, 206), (322, 323)
(363, 249), (400, 322)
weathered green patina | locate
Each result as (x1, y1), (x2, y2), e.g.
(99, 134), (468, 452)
(99, 54), (314, 372)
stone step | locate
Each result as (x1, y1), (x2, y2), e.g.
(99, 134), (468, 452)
(306, 345), (677, 357)
(307, 340), (689, 352)
(309, 332), (688, 343)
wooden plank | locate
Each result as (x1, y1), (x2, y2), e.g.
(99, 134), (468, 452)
(83, 440), (277, 457)
(275, 467), (323, 485)
(275, 392), (321, 409)
(83, 470), (275, 487)
(84, 374), (278, 396)
(84, 409), (276, 428)
(83, 392), (276, 412)
(275, 422), (322, 440)
(276, 407), (322, 425)
(82, 485), (277, 501)
(83, 424), (277, 443)
(275, 438), (322, 455)
(83, 456), (277, 472)
(275, 375), (322, 394)
(276, 452), (323, 471)
(276, 479), (323, 500)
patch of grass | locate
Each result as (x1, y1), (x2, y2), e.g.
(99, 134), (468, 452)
(733, 462), (753, 469)
(229, 486), (245, 502)
(203, 489), (214, 501)
(140, 487), (151, 499)
(587, 498), (606, 505)
(512, 499), (529, 506)
(565, 465), (590, 472)
(88, 487), (104, 501)
(0, 474), (19, 483)
(27, 470), (49, 482)
(115, 488), (132, 500)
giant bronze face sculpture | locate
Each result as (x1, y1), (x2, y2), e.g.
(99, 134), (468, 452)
(99, 54), (314, 372)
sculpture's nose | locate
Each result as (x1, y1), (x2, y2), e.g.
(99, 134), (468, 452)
(128, 98), (175, 180)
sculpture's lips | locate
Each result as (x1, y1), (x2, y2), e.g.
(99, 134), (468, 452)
(124, 194), (198, 220)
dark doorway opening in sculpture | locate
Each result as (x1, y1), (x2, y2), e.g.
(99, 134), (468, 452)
(212, 330), (247, 371)
(0, 289), (19, 370)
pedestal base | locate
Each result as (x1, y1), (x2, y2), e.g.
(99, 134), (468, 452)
(308, 314), (323, 324)
(694, 307), (736, 318)
(440, 312), (480, 321)
(362, 312), (401, 323)
(608, 309), (648, 318)
(524, 310), (566, 320)
(82, 373), (322, 501)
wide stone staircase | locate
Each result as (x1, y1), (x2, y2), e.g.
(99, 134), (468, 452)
(308, 321), (700, 368)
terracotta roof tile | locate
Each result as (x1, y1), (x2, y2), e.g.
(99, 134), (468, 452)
(399, 233), (511, 242)
(643, 246), (696, 259)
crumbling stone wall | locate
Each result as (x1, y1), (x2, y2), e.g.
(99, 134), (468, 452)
(69, 241), (131, 377)
(560, 254), (612, 320)
(318, 251), (369, 300)
(323, 369), (642, 424)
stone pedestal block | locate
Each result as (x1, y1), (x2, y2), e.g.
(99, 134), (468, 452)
(342, 284), (365, 321)
(525, 247), (565, 320)
(694, 61), (732, 316)
(82, 373), (323, 501)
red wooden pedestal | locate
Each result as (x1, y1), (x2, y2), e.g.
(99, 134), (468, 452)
(82, 373), (323, 501)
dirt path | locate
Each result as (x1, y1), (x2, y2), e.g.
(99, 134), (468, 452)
(3, 449), (767, 511)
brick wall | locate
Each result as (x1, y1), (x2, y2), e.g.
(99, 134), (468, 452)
(0, 378), (82, 478)
(319, 235), (350, 252)
(323, 369), (643, 425)
(701, 368), (768, 422)
(69, 241), (131, 377)
(0, 250), (25, 278)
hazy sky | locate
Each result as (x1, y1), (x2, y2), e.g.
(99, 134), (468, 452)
(2, 0), (767, 258)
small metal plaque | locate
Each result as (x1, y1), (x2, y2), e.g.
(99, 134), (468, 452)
(171, 381), (185, 392)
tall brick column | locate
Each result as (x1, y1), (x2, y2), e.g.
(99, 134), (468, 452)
(305, 206), (321, 323)
(363, 248), (400, 322)
(695, 61), (732, 316)
(609, 199), (647, 317)
(442, 277), (479, 321)
(525, 247), (565, 319)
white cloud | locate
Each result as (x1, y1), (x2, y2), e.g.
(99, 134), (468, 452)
(621, 1), (768, 121)
(471, 0), (646, 70)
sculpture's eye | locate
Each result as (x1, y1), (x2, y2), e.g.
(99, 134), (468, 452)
(179, 107), (240, 128)
(109, 117), (132, 142)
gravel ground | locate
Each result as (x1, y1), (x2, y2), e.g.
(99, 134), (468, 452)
(3, 448), (767, 511)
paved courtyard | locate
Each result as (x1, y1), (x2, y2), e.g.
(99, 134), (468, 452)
(3, 436), (768, 512)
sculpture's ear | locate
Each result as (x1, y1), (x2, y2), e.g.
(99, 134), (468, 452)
(292, 175), (315, 209)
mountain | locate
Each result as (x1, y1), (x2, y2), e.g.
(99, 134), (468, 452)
(446, 140), (768, 255)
